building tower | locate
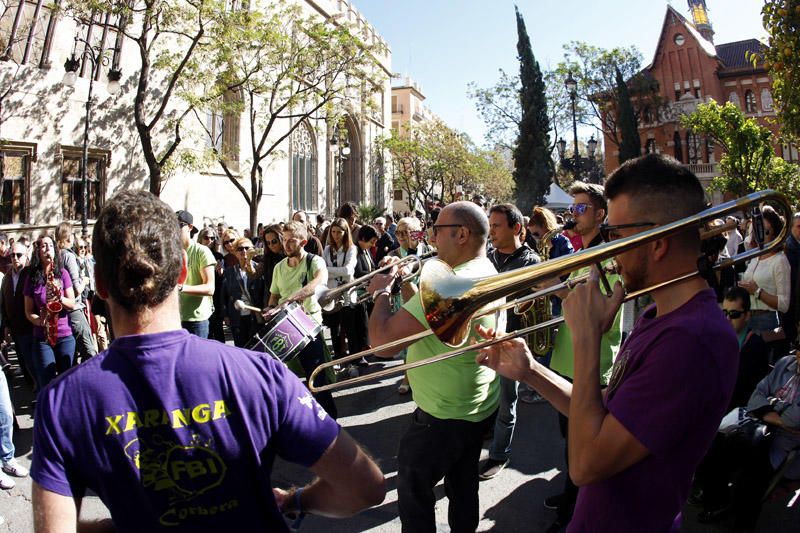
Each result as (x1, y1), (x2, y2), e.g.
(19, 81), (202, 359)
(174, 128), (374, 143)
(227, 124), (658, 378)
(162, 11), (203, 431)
(687, 0), (715, 43)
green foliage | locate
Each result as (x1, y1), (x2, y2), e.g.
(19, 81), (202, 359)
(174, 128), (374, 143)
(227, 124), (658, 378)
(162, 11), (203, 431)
(356, 203), (385, 224)
(615, 67), (641, 164)
(512, 7), (553, 215)
(755, 0), (800, 140)
(681, 101), (800, 198)
(467, 69), (520, 150)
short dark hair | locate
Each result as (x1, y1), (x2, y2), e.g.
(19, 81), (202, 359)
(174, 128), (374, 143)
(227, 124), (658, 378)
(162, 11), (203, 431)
(337, 202), (358, 220)
(489, 203), (524, 234)
(569, 181), (607, 213)
(357, 225), (379, 242)
(93, 191), (183, 313)
(724, 286), (751, 313)
(604, 154), (706, 250)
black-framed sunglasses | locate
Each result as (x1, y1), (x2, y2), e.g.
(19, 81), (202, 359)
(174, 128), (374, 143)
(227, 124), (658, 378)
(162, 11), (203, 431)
(237, 246), (252, 252)
(10, 253), (24, 258)
(266, 238), (280, 246)
(432, 224), (463, 236)
(599, 221), (657, 242)
(199, 234), (214, 241)
(722, 309), (745, 319)
(223, 238), (236, 245)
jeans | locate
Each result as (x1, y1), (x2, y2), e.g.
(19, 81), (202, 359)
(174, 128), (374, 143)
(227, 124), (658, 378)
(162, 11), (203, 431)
(33, 335), (75, 389)
(748, 310), (779, 334)
(0, 371), (14, 463)
(397, 408), (491, 533)
(69, 308), (97, 362)
(488, 375), (519, 461)
(11, 333), (34, 388)
(182, 320), (209, 339)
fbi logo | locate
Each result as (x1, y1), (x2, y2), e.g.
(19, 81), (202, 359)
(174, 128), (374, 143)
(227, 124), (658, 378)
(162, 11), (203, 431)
(164, 445), (227, 496)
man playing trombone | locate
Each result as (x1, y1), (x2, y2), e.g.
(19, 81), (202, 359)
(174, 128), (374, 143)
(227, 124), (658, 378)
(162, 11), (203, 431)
(367, 201), (502, 533)
(476, 154), (739, 532)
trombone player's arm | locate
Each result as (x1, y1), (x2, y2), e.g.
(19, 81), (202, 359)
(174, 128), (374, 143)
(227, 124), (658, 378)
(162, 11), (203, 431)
(367, 271), (426, 358)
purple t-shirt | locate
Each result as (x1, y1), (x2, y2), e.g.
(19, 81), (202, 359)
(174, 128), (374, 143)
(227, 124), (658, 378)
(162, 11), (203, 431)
(31, 330), (340, 532)
(569, 289), (737, 533)
(23, 269), (72, 340)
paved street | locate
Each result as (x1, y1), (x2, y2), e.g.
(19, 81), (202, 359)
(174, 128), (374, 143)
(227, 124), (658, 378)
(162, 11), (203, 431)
(0, 355), (798, 531)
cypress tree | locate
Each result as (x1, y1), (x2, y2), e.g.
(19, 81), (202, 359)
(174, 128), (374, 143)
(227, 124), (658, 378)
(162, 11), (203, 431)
(512, 6), (553, 214)
(615, 67), (641, 164)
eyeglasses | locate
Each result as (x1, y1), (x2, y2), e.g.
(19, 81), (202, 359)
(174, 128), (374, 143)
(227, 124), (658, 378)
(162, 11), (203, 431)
(237, 246), (252, 252)
(599, 221), (657, 242)
(11, 253), (24, 258)
(200, 235), (213, 241)
(78, 246), (86, 250)
(568, 203), (592, 216)
(432, 224), (463, 236)
(266, 238), (280, 246)
(224, 238), (236, 245)
(723, 309), (745, 319)
(396, 230), (410, 237)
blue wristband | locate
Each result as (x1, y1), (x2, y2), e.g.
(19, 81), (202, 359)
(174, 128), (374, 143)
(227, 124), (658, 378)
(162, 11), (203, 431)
(294, 486), (305, 514)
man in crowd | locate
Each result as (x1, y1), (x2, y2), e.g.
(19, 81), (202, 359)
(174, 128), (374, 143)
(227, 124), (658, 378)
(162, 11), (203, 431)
(31, 191), (384, 531)
(476, 154), (738, 532)
(385, 214), (398, 244)
(177, 210), (216, 338)
(0, 243), (34, 388)
(544, 181), (623, 530)
(267, 221), (337, 418)
(367, 201), (500, 533)
(55, 223), (97, 363)
(0, 234), (10, 275)
(292, 210), (324, 256)
(373, 217), (398, 263)
(480, 203), (540, 480)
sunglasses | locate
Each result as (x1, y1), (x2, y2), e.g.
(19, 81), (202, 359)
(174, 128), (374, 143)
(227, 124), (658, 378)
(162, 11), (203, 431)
(237, 246), (252, 252)
(224, 239), (236, 245)
(200, 235), (214, 241)
(266, 238), (280, 245)
(11, 253), (24, 258)
(432, 224), (463, 236)
(723, 309), (745, 319)
(568, 203), (592, 216)
(598, 221), (657, 243)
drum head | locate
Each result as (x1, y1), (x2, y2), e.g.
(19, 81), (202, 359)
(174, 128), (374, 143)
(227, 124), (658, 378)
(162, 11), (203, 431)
(245, 303), (320, 362)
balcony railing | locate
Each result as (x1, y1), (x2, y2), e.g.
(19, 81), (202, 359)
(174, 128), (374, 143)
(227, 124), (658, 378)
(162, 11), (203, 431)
(686, 162), (717, 176)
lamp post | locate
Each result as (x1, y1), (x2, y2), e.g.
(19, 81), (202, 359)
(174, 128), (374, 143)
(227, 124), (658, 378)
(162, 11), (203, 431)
(62, 36), (121, 239)
(329, 127), (350, 208)
(557, 71), (600, 184)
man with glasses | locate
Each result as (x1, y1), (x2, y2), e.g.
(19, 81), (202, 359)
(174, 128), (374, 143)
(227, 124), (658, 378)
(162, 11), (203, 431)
(366, 201), (501, 533)
(0, 243), (34, 388)
(542, 182), (623, 530)
(477, 154), (739, 532)
(177, 210), (216, 338)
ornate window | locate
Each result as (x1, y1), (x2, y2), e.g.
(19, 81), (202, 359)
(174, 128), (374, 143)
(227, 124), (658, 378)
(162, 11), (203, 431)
(370, 148), (384, 207)
(0, 142), (35, 224)
(673, 132), (683, 163)
(686, 131), (701, 164)
(744, 90), (757, 113)
(205, 90), (241, 171)
(0, 0), (60, 67)
(60, 147), (108, 222)
(291, 122), (316, 211)
(761, 89), (774, 111)
(728, 92), (741, 110)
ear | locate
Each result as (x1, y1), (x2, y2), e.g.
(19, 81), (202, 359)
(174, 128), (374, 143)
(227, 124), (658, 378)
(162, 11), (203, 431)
(652, 237), (670, 262)
(595, 207), (607, 225)
(177, 250), (189, 285)
(513, 222), (522, 236)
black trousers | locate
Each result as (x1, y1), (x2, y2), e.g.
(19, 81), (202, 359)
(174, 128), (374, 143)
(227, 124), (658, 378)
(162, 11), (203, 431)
(297, 335), (338, 420)
(231, 314), (256, 348)
(397, 408), (492, 533)
(557, 412), (579, 522)
(323, 304), (369, 359)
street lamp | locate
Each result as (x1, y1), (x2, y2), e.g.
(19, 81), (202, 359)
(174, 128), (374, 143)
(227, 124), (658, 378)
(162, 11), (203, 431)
(557, 71), (601, 183)
(62, 36), (121, 239)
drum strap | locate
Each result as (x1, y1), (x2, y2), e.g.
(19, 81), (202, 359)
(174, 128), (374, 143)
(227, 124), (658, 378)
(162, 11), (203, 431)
(301, 253), (316, 286)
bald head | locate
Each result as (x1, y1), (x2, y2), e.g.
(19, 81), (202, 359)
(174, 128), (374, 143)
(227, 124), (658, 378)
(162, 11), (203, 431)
(442, 201), (489, 246)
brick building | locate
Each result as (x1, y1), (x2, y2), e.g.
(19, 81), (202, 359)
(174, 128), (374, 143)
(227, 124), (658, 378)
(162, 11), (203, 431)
(602, 1), (784, 201)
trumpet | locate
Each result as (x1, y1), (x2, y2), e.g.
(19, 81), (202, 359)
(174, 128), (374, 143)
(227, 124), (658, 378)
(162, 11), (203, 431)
(308, 190), (791, 393)
(317, 251), (437, 312)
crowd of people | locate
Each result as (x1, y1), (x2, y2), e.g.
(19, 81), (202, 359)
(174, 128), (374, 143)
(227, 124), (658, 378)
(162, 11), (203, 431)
(0, 153), (794, 531)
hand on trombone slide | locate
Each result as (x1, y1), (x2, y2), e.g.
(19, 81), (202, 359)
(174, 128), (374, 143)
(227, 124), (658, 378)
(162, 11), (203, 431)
(561, 267), (625, 338)
(474, 324), (535, 384)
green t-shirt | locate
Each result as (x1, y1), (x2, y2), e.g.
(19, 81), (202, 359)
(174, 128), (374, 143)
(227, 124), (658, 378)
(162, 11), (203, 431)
(179, 241), (216, 322)
(550, 259), (622, 384)
(270, 254), (327, 325)
(402, 257), (500, 422)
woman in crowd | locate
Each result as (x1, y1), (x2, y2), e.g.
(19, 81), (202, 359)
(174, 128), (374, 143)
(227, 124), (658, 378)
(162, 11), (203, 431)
(245, 224), (284, 311)
(23, 235), (77, 388)
(740, 206), (791, 348)
(322, 218), (358, 366)
(221, 237), (261, 347)
(198, 227), (226, 343)
(221, 228), (241, 269)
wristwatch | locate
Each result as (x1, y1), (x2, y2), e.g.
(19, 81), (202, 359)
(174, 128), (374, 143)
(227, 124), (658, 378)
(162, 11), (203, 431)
(755, 287), (763, 300)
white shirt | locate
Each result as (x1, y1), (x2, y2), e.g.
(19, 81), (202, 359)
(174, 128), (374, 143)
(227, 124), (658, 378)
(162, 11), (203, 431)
(742, 252), (791, 313)
(323, 245), (356, 289)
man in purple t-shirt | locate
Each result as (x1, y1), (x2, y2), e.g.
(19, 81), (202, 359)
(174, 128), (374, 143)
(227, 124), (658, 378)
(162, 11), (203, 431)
(476, 154), (738, 532)
(31, 191), (385, 532)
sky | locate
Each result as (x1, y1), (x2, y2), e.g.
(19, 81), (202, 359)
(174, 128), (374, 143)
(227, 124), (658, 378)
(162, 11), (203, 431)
(353, 0), (768, 145)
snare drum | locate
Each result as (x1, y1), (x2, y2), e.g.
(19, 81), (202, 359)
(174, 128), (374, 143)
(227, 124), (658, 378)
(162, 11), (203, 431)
(245, 303), (322, 362)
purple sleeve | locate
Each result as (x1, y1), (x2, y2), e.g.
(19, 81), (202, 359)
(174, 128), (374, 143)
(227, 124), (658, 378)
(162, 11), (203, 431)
(61, 270), (72, 291)
(31, 385), (81, 497)
(607, 331), (717, 457)
(22, 276), (33, 298)
(271, 360), (340, 467)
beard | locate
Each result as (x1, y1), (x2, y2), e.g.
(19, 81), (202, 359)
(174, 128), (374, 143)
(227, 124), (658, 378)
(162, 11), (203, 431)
(618, 258), (648, 294)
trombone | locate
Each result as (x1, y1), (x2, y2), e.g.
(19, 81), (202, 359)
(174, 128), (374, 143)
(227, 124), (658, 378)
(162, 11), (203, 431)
(317, 250), (437, 312)
(309, 190), (791, 393)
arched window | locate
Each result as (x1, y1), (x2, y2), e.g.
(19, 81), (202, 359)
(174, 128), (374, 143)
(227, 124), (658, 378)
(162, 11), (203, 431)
(642, 106), (653, 125)
(744, 90), (757, 113)
(673, 131), (683, 163)
(291, 122), (316, 211)
(686, 131), (701, 164)
(761, 88), (774, 111)
(705, 137), (715, 164)
(728, 92), (741, 110)
(645, 139), (657, 154)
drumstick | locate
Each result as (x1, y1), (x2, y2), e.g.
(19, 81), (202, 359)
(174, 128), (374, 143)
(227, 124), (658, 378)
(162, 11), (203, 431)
(234, 300), (263, 313)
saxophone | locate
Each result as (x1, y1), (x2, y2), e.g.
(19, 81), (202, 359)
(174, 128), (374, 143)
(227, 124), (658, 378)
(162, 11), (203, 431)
(42, 270), (63, 347)
(519, 225), (563, 356)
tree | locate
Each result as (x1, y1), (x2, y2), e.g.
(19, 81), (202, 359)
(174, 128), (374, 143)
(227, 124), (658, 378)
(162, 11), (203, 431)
(66, 0), (228, 196)
(755, 1), (800, 140)
(512, 6), (553, 215)
(467, 69), (520, 151)
(615, 67), (641, 164)
(681, 100), (800, 198)
(195, 1), (384, 232)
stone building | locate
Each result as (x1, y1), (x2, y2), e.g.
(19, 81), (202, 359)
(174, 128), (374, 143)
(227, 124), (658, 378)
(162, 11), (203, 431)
(0, 0), (392, 237)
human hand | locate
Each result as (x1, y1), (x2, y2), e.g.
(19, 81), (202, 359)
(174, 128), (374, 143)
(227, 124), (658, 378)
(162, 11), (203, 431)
(272, 487), (291, 512)
(378, 256), (400, 268)
(474, 324), (535, 383)
(738, 280), (757, 295)
(367, 271), (397, 295)
(562, 266), (624, 339)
